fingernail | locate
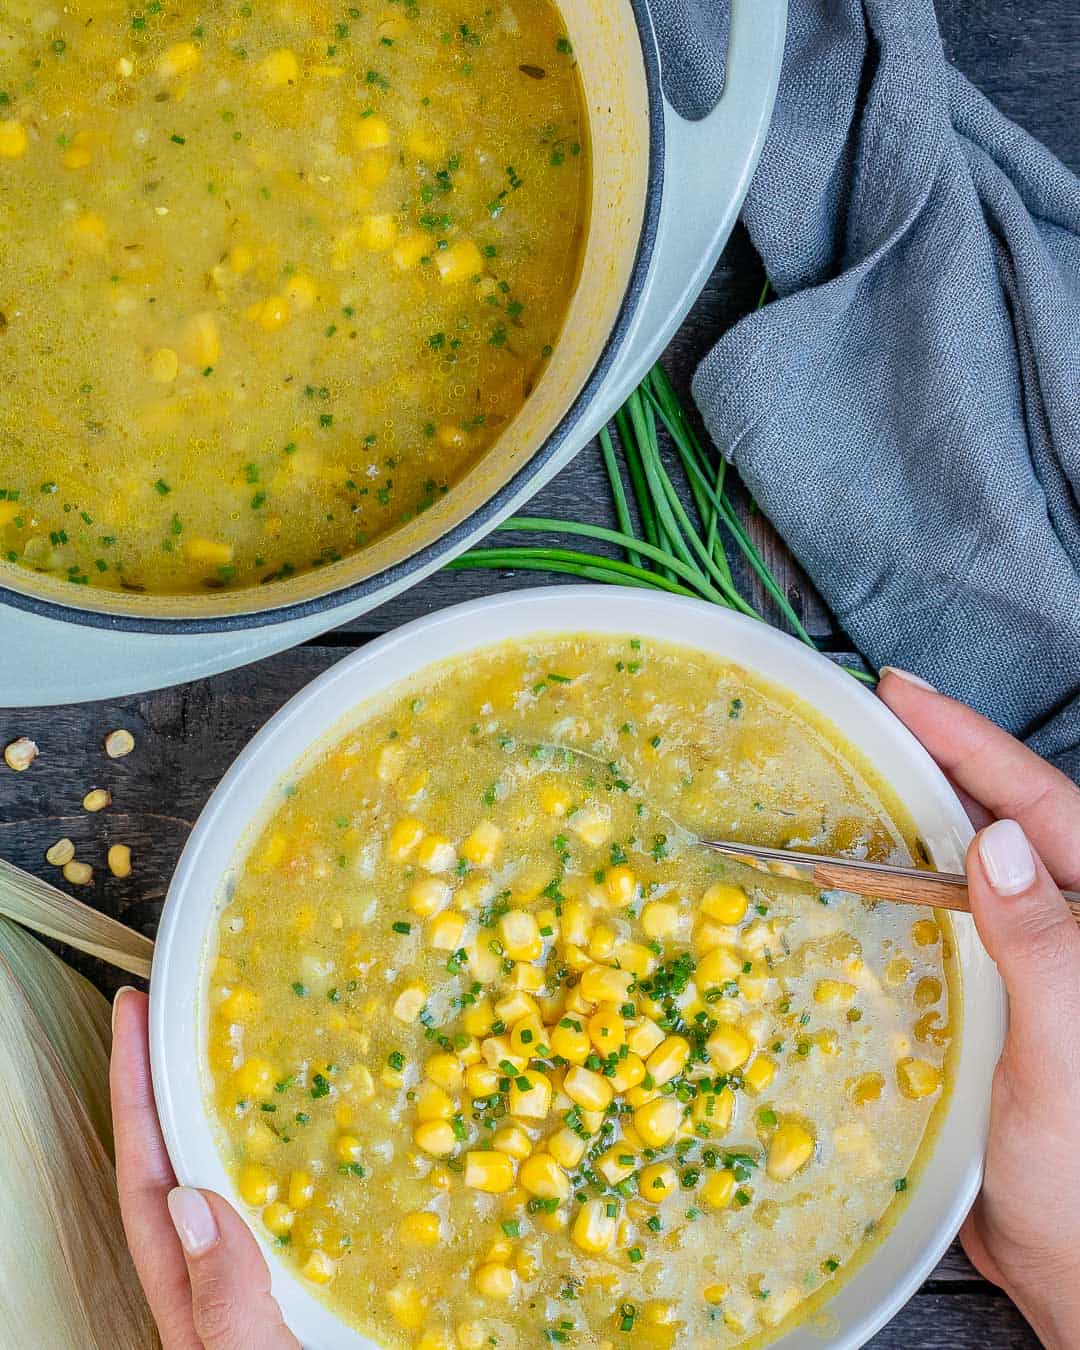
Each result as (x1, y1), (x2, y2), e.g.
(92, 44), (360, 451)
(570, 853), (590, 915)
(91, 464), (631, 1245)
(881, 666), (937, 692)
(168, 1187), (219, 1256)
(111, 985), (136, 1035)
(978, 819), (1036, 897)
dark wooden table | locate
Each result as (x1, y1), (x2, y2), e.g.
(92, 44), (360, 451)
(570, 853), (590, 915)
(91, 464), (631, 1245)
(2, 2), (1075, 1345)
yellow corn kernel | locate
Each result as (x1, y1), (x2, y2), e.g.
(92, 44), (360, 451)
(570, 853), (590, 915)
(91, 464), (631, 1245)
(302, 1250), (336, 1285)
(414, 1120), (456, 1156)
(393, 982), (427, 1023)
(509, 1015), (546, 1059)
(466, 1063), (501, 1097)
(702, 1168), (737, 1209)
(814, 979), (856, 1006)
(643, 1301), (675, 1327)
(912, 918), (941, 946)
(587, 1004), (625, 1053)
(492, 1124), (533, 1160)
(851, 1072), (885, 1106)
(609, 1052), (646, 1095)
(572, 1198), (617, 1254)
(515, 962), (546, 993)
(388, 817), (425, 861)
(495, 991), (539, 1024)
(234, 1057), (276, 1097)
(414, 1081), (454, 1122)
(461, 820), (503, 867)
(62, 132), (97, 170)
(262, 1201), (294, 1237)
(436, 239), (484, 284)
(218, 985), (260, 1023)
(701, 883), (749, 926)
(614, 941), (656, 979)
(288, 1170), (315, 1209)
(646, 1035), (690, 1086)
(626, 1018), (665, 1058)
(691, 1084), (735, 1137)
(260, 48), (301, 88)
(550, 1015), (589, 1064)
(182, 312), (221, 367)
(638, 1162), (677, 1203)
(354, 213), (398, 253)
(237, 1163), (277, 1206)
(509, 1072), (552, 1120)
(428, 909), (465, 950)
(634, 1097), (681, 1148)
(463, 999), (496, 1039)
(227, 244), (254, 275)
(150, 347), (179, 383)
(72, 212), (108, 250)
(386, 1281), (426, 1330)
(406, 127), (445, 161)
(399, 1210), (440, 1245)
(584, 924), (612, 961)
(707, 1023), (753, 1072)
(283, 273), (319, 312)
(641, 900), (679, 938)
(766, 1121), (816, 1180)
(391, 232), (430, 271)
(580, 964), (634, 1005)
(334, 1134), (363, 1164)
(605, 865), (637, 907)
(158, 42), (201, 78)
(474, 1262), (516, 1300)
(0, 120), (29, 159)
(563, 1066), (614, 1112)
(595, 1148), (637, 1186)
(814, 1028), (840, 1056)
(425, 1052), (463, 1093)
(547, 1125), (588, 1170)
(409, 876), (451, 917)
(538, 782), (572, 816)
(520, 1152), (570, 1201)
(703, 1283), (728, 1305)
(499, 910), (542, 961)
(249, 295), (291, 332)
(743, 1056), (776, 1094)
(352, 114), (391, 151)
(417, 834), (456, 873)
(0, 501), (19, 527)
(896, 1057), (942, 1099)
(464, 1151), (515, 1194)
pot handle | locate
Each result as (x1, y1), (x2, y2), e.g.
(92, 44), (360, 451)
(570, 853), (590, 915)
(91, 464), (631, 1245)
(614, 0), (787, 389)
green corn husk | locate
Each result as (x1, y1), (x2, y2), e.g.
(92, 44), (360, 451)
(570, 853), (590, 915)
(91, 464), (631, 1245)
(0, 900), (159, 1346)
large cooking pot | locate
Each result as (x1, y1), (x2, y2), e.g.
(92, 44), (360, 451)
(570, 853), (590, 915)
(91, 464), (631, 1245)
(0, 0), (786, 637)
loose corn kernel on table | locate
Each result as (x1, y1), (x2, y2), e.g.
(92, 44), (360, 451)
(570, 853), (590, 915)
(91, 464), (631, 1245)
(0, 0), (1072, 1344)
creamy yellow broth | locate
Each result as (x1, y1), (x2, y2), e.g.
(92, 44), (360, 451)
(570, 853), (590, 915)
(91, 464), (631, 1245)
(0, 1), (586, 593)
(205, 637), (956, 1348)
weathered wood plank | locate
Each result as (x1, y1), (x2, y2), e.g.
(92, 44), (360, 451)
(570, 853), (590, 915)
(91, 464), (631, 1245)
(868, 1290), (1039, 1347)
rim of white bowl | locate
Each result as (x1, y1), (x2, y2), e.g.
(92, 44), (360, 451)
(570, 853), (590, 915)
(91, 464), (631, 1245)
(151, 587), (1006, 1350)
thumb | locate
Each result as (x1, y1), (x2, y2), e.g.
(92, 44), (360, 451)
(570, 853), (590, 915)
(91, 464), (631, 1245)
(966, 818), (1080, 1039)
(167, 1187), (300, 1350)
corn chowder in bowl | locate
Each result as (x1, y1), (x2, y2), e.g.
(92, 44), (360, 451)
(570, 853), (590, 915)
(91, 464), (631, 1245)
(0, 0), (587, 597)
(201, 633), (958, 1349)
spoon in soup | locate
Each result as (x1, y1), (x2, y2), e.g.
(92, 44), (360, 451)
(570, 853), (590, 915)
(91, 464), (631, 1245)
(533, 740), (1080, 922)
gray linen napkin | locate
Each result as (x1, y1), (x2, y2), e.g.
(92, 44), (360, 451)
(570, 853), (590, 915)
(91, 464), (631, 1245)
(692, 0), (1080, 782)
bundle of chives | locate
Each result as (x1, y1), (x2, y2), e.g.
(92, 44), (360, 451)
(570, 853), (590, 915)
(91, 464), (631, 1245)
(449, 362), (873, 684)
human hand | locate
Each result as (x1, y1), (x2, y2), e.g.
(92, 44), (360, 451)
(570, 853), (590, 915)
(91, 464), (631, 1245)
(110, 987), (300, 1350)
(879, 669), (1080, 1350)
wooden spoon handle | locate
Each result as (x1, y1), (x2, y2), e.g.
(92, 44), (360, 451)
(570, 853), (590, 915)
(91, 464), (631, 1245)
(811, 860), (1080, 924)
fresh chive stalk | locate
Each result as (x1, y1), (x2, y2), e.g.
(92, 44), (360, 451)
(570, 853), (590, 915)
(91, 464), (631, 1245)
(448, 357), (874, 683)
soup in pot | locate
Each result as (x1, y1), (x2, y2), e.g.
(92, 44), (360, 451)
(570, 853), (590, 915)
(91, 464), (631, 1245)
(0, 1), (588, 594)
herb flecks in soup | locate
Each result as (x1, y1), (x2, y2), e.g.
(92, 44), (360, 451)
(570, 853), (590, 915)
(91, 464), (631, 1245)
(207, 638), (955, 1348)
(0, 2), (586, 594)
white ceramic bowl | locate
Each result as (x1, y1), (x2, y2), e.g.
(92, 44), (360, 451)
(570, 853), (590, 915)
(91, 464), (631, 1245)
(151, 587), (1006, 1350)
